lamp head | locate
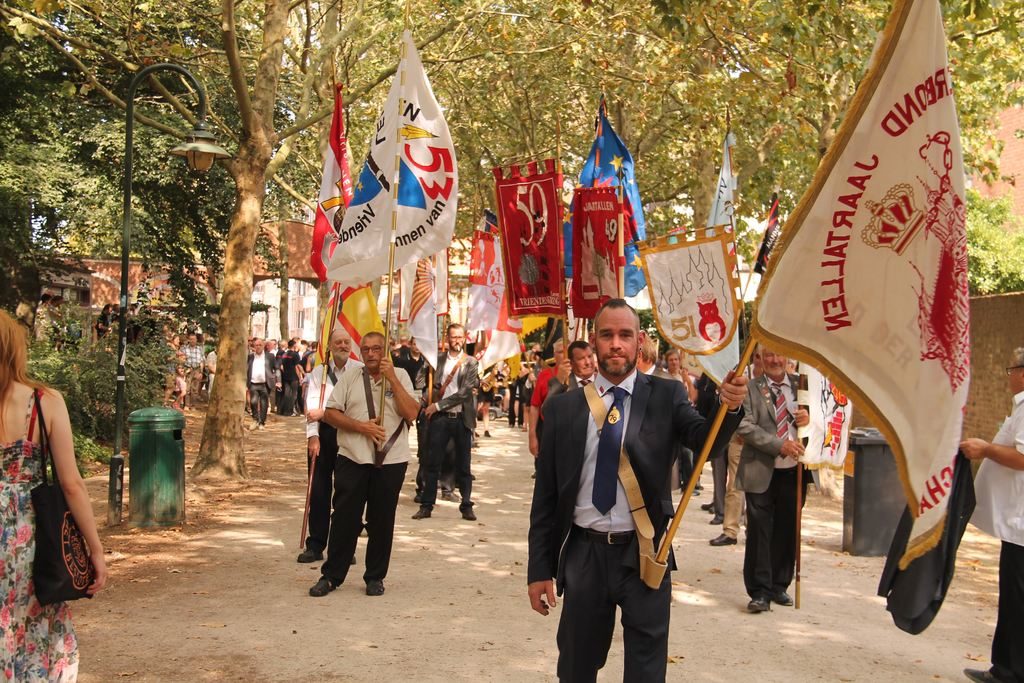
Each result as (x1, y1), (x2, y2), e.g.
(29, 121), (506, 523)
(169, 124), (230, 172)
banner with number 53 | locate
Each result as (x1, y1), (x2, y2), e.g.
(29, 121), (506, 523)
(493, 159), (566, 317)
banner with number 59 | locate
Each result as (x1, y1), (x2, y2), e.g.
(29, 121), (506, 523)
(493, 159), (566, 317)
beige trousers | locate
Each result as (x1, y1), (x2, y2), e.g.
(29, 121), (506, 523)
(722, 439), (745, 539)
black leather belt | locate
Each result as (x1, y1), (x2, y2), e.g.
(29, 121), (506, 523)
(575, 525), (635, 545)
(439, 411), (462, 419)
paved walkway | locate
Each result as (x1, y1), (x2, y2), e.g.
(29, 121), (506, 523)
(74, 411), (999, 681)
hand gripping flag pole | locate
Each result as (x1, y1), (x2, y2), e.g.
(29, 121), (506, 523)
(655, 337), (757, 567)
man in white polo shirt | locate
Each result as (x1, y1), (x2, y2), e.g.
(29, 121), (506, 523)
(298, 328), (362, 564)
(309, 331), (419, 598)
(961, 347), (1024, 683)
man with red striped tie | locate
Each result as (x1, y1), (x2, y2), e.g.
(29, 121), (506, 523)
(734, 347), (810, 614)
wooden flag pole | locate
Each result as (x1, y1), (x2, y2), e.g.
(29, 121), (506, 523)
(377, 34), (410, 422)
(795, 462), (805, 609)
(655, 336), (757, 565)
(616, 169), (626, 299)
(300, 281), (342, 549)
(795, 371), (810, 609)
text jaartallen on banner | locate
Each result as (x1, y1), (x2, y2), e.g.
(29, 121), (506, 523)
(570, 186), (621, 320)
(493, 159), (566, 318)
(752, 0), (970, 566)
(638, 232), (741, 356)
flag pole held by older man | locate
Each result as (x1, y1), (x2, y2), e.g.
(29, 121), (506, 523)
(655, 337), (757, 565)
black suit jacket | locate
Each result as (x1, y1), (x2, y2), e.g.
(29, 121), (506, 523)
(527, 372), (743, 590)
(431, 353), (479, 431)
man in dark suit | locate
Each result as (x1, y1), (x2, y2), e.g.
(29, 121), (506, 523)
(414, 323), (479, 521)
(528, 299), (748, 682)
(735, 347), (810, 613)
(246, 337), (280, 430)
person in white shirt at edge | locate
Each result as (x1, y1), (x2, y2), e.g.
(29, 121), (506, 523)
(309, 331), (419, 598)
(960, 347), (1024, 683)
(297, 328), (363, 564)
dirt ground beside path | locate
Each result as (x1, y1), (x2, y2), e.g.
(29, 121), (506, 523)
(72, 411), (1001, 682)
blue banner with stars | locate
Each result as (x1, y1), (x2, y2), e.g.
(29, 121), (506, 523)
(563, 100), (647, 297)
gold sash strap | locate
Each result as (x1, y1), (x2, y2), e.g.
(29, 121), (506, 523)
(582, 383), (668, 589)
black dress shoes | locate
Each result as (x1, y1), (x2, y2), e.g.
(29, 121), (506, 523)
(963, 669), (1003, 683)
(309, 577), (336, 597)
(700, 502), (714, 512)
(709, 533), (737, 546)
(747, 597), (771, 613)
(412, 505), (432, 520)
(461, 508), (477, 521)
(709, 515), (724, 525)
(365, 580), (385, 596)
(297, 549), (323, 563)
(772, 590), (794, 607)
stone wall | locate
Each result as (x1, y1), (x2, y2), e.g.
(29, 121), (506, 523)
(963, 291), (1024, 439)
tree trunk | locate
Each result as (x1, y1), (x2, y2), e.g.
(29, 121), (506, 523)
(278, 221), (290, 340)
(192, 151), (269, 478)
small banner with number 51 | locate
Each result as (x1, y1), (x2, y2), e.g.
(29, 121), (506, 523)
(493, 159), (566, 317)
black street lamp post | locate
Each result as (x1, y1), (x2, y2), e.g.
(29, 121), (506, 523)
(109, 63), (230, 525)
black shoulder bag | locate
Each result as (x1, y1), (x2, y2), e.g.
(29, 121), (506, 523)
(31, 390), (95, 605)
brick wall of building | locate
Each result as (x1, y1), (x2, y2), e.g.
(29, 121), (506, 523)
(963, 291), (1024, 440)
(976, 106), (1024, 213)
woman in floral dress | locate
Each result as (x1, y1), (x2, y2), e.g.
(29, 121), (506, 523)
(1, 311), (107, 681)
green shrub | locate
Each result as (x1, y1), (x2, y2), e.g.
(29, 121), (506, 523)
(28, 333), (171, 448)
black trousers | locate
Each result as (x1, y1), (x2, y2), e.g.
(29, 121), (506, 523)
(320, 457), (408, 586)
(557, 530), (670, 683)
(992, 541), (1024, 683)
(248, 382), (270, 424)
(304, 423), (339, 554)
(743, 466), (808, 600)
(421, 414), (472, 510)
(507, 385), (518, 426)
(280, 379), (299, 415)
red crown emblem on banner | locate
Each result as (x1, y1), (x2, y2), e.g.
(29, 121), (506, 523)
(863, 183), (925, 255)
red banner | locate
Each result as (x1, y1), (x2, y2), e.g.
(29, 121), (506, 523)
(493, 159), (565, 317)
(570, 186), (621, 319)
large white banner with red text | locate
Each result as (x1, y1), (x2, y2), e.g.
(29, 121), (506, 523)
(752, 0), (969, 565)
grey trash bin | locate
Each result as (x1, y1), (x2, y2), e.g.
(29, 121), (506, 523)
(842, 428), (907, 556)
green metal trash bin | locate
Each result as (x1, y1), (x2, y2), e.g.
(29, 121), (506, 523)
(128, 407), (185, 527)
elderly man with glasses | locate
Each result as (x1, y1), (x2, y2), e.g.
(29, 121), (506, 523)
(961, 348), (1024, 683)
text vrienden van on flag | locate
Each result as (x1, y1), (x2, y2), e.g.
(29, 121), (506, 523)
(326, 29), (458, 287)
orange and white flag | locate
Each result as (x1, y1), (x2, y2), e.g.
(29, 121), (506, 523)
(406, 258), (438, 370)
(752, 0), (969, 566)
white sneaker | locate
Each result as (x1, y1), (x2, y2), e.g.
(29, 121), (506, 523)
(258, 423), (265, 431)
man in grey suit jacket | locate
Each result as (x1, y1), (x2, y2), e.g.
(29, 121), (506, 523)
(735, 347), (809, 613)
(416, 323), (479, 521)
